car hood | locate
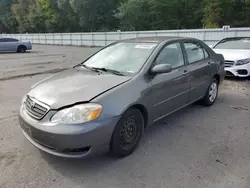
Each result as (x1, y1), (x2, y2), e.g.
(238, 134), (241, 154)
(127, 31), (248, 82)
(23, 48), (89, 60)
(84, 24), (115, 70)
(213, 49), (250, 61)
(28, 68), (132, 109)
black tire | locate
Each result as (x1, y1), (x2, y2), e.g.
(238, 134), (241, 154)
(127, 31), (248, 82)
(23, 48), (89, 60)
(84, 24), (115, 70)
(200, 78), (219, 106)
(110, 108), (144, 158)
(17, 45), (27, 53)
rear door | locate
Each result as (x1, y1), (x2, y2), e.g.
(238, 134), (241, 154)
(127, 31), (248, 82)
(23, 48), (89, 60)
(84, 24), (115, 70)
(149, 42), (190, 122)
(4, 38), (19, 51)
(182, 41), (211, 102)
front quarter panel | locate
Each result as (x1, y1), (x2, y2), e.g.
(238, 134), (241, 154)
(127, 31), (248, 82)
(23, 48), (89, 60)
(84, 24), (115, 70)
(91, 76), (151, 121)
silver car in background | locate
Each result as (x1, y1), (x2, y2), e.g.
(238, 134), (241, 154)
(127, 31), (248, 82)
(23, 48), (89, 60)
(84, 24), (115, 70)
(0, 38), (32, 53)
(212, 37), (250, 77)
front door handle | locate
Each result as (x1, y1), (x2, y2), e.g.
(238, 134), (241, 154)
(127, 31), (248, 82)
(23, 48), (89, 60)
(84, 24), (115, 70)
(183, 70), (188, 75)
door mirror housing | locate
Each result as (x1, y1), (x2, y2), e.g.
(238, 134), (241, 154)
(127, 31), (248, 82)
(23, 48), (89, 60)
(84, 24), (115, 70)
(151, 64), (172, 74)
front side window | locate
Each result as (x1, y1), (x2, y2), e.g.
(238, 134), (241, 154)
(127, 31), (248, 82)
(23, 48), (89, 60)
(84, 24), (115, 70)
(84, 42), (157, 73)
(156, 43), (184, 69)
(214, 37), (250, 50)
(184, 42), (205, 64)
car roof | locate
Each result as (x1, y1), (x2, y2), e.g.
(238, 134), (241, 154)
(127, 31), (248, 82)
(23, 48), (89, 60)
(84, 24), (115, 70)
(220, 37), (250, 40)
(121, 36), (193, 43)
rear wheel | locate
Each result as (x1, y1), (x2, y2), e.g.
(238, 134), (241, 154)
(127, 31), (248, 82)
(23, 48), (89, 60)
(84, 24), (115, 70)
(17, 45), (27, 53)
(110, 108), (144, 157)
(200, 78), (218, 106)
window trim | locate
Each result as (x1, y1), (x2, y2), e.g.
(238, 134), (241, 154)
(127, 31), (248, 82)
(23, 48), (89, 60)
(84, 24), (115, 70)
(151, 41), (186, 71)
(182, 40), (210, 64)
(203, 48), (210, 59)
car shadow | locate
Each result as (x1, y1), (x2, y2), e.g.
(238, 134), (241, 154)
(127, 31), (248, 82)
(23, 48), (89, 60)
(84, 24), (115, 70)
(0, 51), (33, 54)
(225, 76), (250, 81)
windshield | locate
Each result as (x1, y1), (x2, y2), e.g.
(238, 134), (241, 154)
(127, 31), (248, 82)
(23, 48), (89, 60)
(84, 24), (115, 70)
(83, 42), (157, 73)
(214, 38), (250, 50)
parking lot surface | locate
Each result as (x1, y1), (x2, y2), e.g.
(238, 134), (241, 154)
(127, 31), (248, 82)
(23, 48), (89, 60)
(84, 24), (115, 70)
(0, 45), (250, 188)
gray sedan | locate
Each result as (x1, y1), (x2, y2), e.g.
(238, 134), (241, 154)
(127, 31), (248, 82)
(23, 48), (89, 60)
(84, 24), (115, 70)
(19, 37), (225, 158)
(0, 37), (32, 52)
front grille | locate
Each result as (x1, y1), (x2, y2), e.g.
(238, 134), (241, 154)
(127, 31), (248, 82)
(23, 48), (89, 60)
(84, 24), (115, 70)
(224, 61), (235, 67)
(24, 96), (49, 120)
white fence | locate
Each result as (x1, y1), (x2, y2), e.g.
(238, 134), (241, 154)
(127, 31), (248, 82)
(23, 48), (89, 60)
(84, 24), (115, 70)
(2, 28), (250, 47)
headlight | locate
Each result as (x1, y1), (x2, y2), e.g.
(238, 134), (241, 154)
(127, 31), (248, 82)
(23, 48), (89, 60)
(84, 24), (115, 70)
(236, 58), (250, 66)
(51, 103), (102, 124)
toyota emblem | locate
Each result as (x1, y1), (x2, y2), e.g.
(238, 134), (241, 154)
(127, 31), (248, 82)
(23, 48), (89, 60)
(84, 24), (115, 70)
(30, 101), (36, 109)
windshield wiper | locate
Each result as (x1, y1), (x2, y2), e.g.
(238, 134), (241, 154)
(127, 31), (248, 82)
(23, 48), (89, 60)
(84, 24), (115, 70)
(92, 67), (125, 76)
(77, 64), (101, 73)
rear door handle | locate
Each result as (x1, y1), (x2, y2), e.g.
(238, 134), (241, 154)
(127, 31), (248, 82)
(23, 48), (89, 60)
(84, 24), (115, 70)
(208, 61), (211, 65)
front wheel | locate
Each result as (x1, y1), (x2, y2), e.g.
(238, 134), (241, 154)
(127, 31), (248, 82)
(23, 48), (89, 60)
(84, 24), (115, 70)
(200, 78), (218, 106)
(110, 108), (144, 158)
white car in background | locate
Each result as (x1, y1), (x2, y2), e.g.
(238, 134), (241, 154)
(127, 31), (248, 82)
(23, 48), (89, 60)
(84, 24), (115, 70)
(0, 38), (32, 53)
(212, 37), (250, 77)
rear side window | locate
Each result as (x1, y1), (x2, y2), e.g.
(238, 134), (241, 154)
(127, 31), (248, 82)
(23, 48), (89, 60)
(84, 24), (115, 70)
(5, 38), (18, 42)
(183, 42), (208, 64)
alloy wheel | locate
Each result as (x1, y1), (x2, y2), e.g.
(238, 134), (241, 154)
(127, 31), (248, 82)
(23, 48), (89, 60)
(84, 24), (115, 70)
(209, 82), (218, 102)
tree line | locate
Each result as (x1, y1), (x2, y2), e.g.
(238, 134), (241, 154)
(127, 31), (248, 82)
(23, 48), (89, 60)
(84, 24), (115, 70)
(1, 0), (250, 34)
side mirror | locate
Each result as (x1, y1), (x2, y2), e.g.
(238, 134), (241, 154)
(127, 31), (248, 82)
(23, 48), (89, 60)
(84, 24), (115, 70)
(151, 64), (172, 74)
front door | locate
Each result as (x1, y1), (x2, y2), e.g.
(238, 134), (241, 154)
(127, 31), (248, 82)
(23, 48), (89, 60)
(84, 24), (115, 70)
(149, 42), (190, 122)
(182, 41), (211, 102)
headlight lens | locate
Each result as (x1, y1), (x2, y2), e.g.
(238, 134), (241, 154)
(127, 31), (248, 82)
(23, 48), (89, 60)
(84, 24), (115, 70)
(236, 58), (250, 66)
(51, 103), (102, 124)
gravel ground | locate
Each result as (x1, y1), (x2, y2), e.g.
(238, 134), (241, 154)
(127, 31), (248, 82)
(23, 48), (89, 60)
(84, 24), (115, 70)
(0, 45), (250, 188)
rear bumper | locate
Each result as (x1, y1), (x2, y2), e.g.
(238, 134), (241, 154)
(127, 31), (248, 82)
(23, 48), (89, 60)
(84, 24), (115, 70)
(218, 64), (225, 83)
(225, 64), (250, 77)
(19, 109), (120, 158)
